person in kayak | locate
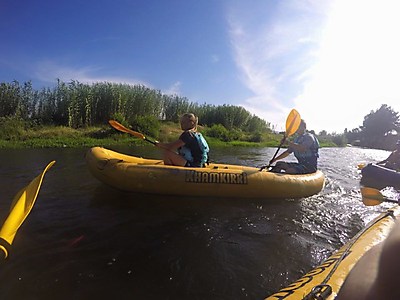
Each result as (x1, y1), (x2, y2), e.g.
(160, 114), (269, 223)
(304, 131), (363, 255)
(155, 113), (209, 167)
(376, 140), (400, 171)
(270, 119), (319, 174)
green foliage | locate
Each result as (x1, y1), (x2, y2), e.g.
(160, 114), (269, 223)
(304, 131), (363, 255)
(0, 80), (274, 142)
(0, 116), (26, 140)
(345, 104), (400, 150)
(162, 95), (193, 122)
(245, 115), (271, 133)
(110, 112), (129, 127)
(317, 131), (345, 147)
(360, 104), (399, 149)
(7, 79), (400, 150)
(204, 124), (248, 142)
(331, 134), (347, 147)
(204, 124), (231, 141)
(0, 125), (135, 149)
(194, 104), (269, 133)
(247, 131), (263, 143)
(0, 81), (34, 120)
(129, 115), (160, 139)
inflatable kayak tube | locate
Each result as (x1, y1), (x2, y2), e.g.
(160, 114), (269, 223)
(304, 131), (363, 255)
(85, 147), (325, 199)
(265, 205), (400, 299)
(361, 163), (400, 190)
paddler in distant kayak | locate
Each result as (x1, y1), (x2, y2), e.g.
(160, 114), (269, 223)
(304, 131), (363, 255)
(270, 119), (319, 174)
(376, 140), (400, 171)
(156, 113), (209, 167)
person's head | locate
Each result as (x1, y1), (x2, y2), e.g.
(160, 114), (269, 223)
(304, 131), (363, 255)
(180, 113), (198, 131)
(296, 119), (307, 134)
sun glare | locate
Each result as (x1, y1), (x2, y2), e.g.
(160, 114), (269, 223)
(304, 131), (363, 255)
(298, 0), (400, 133)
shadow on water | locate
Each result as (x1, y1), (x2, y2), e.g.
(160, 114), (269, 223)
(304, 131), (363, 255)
(1, 186), (307, 299)
(0, 146), (394, 299)
(86, 186), (311, 300)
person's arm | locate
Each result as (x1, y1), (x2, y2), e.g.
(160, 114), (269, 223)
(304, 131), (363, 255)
(287, 141), (307, 152)
(156, 139), (185, 150)
(288, 135), (313, 152)
(270, 149), (290, 164)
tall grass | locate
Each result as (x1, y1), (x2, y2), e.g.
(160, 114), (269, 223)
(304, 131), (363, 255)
(0, 80), (271, 136)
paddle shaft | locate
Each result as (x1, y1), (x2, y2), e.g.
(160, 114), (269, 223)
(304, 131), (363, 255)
(268, 136), (287, 167)
(262, 109), (301, 170)
(108, 120), (182, 154)
(383, 199), (398, 204)
(142, 137), (157, 145)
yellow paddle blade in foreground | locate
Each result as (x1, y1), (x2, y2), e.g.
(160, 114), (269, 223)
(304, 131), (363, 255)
(360, 187), (397, 206)
(285, 109), (301, 137)
(357, 163), (366, 170)
(0, 161), (55, 259)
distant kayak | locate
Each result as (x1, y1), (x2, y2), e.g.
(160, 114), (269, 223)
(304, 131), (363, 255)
(265, 205), (400, 299)
(361, 163), (400, 190)
(85, 147), (325, 199)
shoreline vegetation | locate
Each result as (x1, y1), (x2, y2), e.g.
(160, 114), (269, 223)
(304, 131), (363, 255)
(0, 122), (336, 149)
(5, 79), (400, 150)
(0, 80), (343, 149)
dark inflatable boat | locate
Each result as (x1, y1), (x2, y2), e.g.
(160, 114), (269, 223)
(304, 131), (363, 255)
(361, 163), (400, 189)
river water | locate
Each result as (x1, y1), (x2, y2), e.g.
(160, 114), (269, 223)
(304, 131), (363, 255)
(0, 145), (393, 299)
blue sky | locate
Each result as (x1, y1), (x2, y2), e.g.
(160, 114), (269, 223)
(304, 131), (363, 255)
(2, 0), (400, 134)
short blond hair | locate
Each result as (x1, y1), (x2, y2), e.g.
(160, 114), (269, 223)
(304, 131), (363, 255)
(180, 113), (198, 130)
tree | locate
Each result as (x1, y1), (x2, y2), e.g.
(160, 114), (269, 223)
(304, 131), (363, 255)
(345, 127), (362, 146)
(360, 104), (399, 149)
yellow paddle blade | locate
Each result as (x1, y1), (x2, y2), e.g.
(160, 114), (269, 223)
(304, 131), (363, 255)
(357, 163), (366, 170)
(361, 187), (385, 206)
(0, 161), (55, 258)
(285, 109), (301, 137)
(108, 120), (145, 140)
(0, 245), (8, 259)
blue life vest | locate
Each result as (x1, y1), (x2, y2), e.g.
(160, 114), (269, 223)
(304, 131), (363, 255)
(178, 132), (209, 166)
(292, 132), (319, 168)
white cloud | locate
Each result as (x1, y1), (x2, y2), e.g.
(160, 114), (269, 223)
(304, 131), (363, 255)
(296, 0), (400, 133)
(163, 81), (182, 95)
(228, 0), (400, 133)
(227, 1), (330, 131)
(34, 60), (150, 87)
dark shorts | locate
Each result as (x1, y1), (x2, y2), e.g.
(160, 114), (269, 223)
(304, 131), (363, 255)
(286, 162), (317, 174)
(273, 162), (317, 174)
(185, 161), (203, 168)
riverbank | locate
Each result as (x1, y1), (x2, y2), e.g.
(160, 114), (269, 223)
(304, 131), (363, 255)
(0, 124), (336, 149)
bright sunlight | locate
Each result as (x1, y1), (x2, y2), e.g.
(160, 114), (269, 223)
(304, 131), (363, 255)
(298, 0), (400, 133)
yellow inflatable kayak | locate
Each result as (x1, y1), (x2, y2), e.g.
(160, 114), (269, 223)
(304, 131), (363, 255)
(265, 205), (400, 299)
(85, 147), (325, 199)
